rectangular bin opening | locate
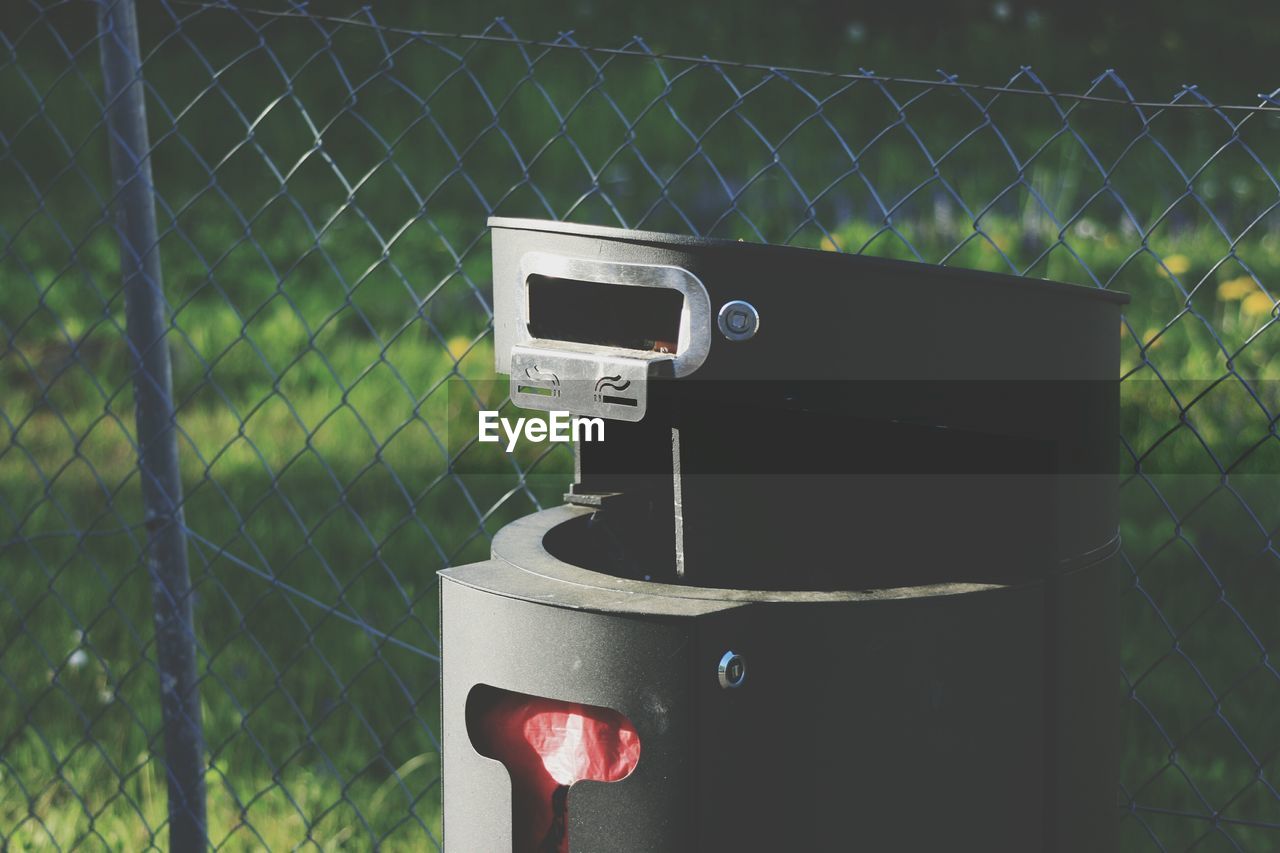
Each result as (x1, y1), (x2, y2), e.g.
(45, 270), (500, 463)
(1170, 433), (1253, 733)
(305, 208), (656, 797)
(526, 273), (684, 354)
(467, 684), (641, 853)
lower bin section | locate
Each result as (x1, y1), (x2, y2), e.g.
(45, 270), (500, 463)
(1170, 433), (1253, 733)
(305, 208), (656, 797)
(440, 581), (697, 851)
(439, 506), (1119, 852)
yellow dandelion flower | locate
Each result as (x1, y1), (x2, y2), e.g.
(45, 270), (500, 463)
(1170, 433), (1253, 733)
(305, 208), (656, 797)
(445, 335), (473, 360)
(1217, 276), (1256, 301)
(1159, 254), (1191, 276)
(1142, 328), (1165, 350)
(1241, 291), (1276, 318)
(819, 234), (843, 252)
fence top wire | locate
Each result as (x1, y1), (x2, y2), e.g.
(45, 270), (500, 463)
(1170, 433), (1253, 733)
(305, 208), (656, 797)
(162, 0), (1280, 115)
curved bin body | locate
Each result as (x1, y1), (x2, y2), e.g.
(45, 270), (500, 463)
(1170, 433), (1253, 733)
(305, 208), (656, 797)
(442, 219), (1127, 852)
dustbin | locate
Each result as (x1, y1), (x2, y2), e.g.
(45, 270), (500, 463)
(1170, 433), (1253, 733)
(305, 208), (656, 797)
(440, 218), (1127, 851)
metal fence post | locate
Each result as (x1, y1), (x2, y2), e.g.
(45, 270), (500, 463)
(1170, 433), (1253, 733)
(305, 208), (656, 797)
(97, 0), (207, 848)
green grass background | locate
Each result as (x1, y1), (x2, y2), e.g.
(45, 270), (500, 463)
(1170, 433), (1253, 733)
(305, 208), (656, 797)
(2, 2), (1280, 850)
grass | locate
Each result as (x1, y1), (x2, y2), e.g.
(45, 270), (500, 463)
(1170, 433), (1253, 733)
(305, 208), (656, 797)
(1, 739), (440, 850)
(2, 7), (1280, 850)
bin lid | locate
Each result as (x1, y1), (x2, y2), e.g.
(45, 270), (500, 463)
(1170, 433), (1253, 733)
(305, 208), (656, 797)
(489, 216), (1129, 306)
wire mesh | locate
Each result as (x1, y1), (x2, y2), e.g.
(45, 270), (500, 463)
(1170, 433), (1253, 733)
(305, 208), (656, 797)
(1, 0), (1278, 849)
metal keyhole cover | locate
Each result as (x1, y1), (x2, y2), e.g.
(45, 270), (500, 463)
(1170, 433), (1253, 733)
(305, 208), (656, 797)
(718, 650), (747, 689)
(717, 300), (760, 341)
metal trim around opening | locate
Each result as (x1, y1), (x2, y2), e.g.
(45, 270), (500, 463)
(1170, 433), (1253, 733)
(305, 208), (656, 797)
(516, 251), (712, 377)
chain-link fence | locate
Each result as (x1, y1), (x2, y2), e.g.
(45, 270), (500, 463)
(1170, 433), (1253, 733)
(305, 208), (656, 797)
(2, 0), (1279, 849)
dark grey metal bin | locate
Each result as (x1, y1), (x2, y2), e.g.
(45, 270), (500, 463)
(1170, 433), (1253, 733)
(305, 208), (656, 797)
(441, 218), (1128, 852)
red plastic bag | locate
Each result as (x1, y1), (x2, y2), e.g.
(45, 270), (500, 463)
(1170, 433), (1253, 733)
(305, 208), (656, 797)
(471, 689), (641, 852)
